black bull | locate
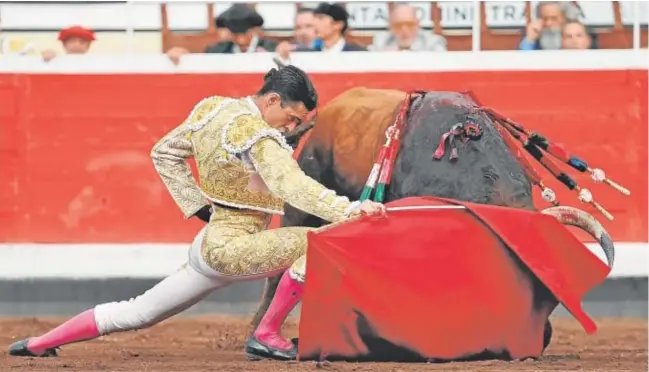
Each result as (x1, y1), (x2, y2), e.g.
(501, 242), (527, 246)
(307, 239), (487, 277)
(252, 88), (615, 358)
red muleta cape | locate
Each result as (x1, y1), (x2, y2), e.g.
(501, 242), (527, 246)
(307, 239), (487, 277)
(298, 196), (610, 361)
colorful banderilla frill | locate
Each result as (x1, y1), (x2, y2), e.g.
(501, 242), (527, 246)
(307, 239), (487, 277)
(360, 91), (417, 203)
(467, 91), (629, 220)
(361, 90), (630, 221)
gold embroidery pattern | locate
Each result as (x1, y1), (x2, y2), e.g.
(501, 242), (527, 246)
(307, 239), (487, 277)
(249, 138), (353, 223)
(222, 114), (294, 155)
(151, 123), (207, 218)
(185, 96), (237, 132)
(201, 207), (313, 276)
(152, 93), (355, 225)
(191, 102), (287, 213)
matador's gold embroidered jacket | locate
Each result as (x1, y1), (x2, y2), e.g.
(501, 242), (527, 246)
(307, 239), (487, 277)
(151, 95), (358, 223)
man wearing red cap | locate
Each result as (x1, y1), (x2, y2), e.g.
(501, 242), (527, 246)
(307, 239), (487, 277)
(39, 25), (95, 62)
(58, 25), (95, 54)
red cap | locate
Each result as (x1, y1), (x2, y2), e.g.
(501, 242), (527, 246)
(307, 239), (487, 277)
(58, 26), (96, 42)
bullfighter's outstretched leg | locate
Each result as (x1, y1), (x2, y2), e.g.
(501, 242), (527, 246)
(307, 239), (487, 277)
(9, 69), (387, 362)
(7, 222), (235, 358)
(9, 217), (311, 360)
(8, 259), (229, 357)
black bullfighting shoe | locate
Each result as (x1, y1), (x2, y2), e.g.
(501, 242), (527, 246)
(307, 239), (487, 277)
(8, 339), (59, 357)
(245, 337), (297, 361)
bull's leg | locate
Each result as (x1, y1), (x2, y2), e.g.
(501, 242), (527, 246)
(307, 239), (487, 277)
(249, 143), (332, 334)
(543, 320), (553, 350)
(249, 273), (281, 336)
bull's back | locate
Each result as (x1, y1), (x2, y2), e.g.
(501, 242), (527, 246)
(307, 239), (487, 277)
(389, 93), (533, 208)
(302, 87), (405, 196)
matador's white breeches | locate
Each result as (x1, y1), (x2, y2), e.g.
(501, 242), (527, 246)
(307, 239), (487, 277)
(93, 210), (311, 335)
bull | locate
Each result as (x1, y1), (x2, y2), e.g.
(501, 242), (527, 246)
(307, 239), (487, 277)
(252, 87), (620, 361)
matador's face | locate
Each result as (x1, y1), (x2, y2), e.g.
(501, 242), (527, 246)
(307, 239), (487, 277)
(260, 93), (309, 134)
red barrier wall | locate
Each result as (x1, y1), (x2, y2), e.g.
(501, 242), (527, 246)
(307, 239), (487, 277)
(0, 71), (646, 243)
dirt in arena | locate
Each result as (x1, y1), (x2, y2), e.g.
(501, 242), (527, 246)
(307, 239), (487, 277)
(2, 317), (647, 372)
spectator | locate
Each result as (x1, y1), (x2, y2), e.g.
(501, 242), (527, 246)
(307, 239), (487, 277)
(562, 20), (594, 50)
(204, 4), (276, 53)
(293, 7), (317, 49)
(273, 7), (317, 62)
(166, 4), (273, 64)
(39, 25), (96, 62)
(519, 1), (581, 50)
(58, 26), (95, 54)
(370, 4), (447, 51)
(311, 2), (365, 52)
(276, 3), (365, 63)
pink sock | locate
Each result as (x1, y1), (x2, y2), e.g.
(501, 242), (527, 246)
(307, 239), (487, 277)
(254, 270), (304, 350)
(27, 309), (100, 353)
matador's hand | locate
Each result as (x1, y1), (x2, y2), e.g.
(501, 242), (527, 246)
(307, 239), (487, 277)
(353, 200), (387, 218)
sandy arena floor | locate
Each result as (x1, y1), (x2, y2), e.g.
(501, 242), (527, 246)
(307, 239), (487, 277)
(2, 317), (647, 372)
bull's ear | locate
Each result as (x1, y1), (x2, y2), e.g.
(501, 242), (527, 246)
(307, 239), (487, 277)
(283, 120), (315, 149)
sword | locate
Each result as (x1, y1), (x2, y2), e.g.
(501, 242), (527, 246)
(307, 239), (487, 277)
(386, 205), (466, 212)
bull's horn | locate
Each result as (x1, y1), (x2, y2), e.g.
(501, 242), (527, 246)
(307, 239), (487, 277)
(541, 206), (615, 268)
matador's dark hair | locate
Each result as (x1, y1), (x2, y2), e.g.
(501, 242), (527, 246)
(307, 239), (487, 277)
(256, 65), (318, 112)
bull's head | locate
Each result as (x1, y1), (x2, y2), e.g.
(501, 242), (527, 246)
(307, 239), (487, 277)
(392, 92), (623, 264)
(283, 116), (315, 150)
